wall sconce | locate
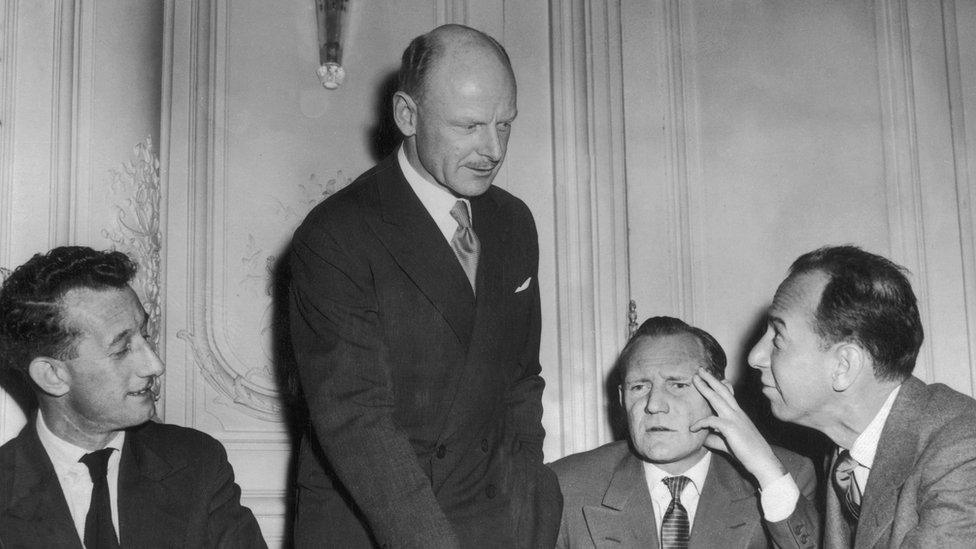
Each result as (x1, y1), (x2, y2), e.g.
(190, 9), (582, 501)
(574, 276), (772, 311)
(315, 0), (351, 89)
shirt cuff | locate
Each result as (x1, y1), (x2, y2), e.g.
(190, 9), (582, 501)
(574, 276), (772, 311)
(760, 472), (800, 522)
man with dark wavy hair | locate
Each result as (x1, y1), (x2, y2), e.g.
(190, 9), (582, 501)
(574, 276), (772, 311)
(698, 245), (976, 547)
(0, 246), (265, 548)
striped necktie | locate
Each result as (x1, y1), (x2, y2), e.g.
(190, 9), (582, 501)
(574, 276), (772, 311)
(661, 476), (691, 549)
(832, 450), (863, 522)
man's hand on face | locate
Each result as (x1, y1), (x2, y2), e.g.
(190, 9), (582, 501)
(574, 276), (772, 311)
(690, 368), (787, 489)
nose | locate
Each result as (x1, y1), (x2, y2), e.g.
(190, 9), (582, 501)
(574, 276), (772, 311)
(644, 385), (670, 414)
(748, 329), (771, 371)
(142, 339), (166, 377)
(479, 125), (503, 162)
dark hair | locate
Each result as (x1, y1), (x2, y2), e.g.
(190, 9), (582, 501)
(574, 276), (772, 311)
(397, 24), (512, 104)
(0, 246), (137, 379)
(788, 245), (923, 382)
(615, 316), (727, 385)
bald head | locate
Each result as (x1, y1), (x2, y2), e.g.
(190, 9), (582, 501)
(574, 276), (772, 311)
(398, 24), (515, 104)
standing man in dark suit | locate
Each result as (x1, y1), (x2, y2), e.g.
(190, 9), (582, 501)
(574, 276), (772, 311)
(551, 316), (820, 548)
(0, 246), (265, 548)
(701, 245), (976, 547)
(289, 24), (561, 548)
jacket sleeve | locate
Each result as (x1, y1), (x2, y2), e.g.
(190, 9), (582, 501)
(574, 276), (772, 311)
(765, 455), (820, 549)
(204, 439), (268, 549)
(504, 212), (562, 549)
(289, 226), (459, 549)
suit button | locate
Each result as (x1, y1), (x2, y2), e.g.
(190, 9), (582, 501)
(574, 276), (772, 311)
(486, 483), (497, 499)
(436, 444), (446, 459)
(481, 438), (489, 452)
(793, 525), (804, 535)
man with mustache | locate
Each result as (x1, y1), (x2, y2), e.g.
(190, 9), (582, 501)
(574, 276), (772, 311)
(0, 246), (264, 548)
(551, 316), (819, 548)
(697, 245), (976, 547)
(289, 24), (560, 548)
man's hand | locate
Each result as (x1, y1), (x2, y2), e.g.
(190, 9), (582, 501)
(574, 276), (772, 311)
(690, 367), (786, 488)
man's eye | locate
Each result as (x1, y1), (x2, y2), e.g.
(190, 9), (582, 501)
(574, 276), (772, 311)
(628, 383), (645, 392)
(669, 382), (690, 390)
(113, 345), (131, 358)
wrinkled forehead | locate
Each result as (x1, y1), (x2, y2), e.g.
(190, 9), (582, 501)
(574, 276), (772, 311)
(623, 333), (707, 380)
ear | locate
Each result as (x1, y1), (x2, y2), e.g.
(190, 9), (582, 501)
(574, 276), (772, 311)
(831, 343), (866, 392)
(617, 385), (625, 408)
(28, 357), (71, 397)
(392, 91), (419, 137)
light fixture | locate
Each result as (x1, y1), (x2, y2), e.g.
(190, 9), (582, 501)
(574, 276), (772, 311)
(315, 0), (351, 89)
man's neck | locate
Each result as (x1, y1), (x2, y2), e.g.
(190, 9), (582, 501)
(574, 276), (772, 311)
(822, 380), (901, 449)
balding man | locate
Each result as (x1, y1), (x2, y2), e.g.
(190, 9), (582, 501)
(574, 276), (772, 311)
(289, 24), (561, 548)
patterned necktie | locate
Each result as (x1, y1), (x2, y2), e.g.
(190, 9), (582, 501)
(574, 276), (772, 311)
(79, 448), (121, 549)
(449, 200), (480, 293)
(832, 449), (862, 523)
(661, 476), (691, 549)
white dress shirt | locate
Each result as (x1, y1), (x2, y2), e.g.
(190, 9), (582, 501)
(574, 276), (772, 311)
(643, 452), (711, 535)
(36, 410), (124, 544)
(398, 145), (473, 244)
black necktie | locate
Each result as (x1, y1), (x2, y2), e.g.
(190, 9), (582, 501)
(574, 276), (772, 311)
(449, 200), (480, 293)
(832, 449), (862, 522)
(661, 476), (691, 549)
(79, 448), (120, 549)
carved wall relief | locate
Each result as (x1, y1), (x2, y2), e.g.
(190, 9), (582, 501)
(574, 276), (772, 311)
(102, 137), (163, 349)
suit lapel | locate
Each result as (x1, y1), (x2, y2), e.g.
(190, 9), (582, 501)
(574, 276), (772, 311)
(855, 378), (923, 549)
(117, 426), (188, 546)
(582, 452), (657, 547)
(367, 157), (476, 347)
(690, 454), (761, 548)
(3, 421), (83, 548)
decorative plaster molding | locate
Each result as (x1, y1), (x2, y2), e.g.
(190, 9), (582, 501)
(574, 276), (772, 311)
(873, 0), (934, 379)
(180, 170), (350, 423)
(102, 137), (163, 348)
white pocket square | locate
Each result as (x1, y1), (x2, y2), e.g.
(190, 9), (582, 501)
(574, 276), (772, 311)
(515, 277), (532, 293)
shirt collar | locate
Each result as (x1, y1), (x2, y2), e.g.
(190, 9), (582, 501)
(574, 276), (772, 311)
(36, 409), (125, 473)
(643, 450), (712, 496)
(397, 145), (471, 225)
(848, 384), (901, 469)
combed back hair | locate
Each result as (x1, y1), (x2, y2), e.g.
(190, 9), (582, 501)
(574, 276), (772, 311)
(788, 245), (923, 382)
(0, 246), (136, 380)
(615, 316), (727, 385)
(397, 24), (512, 104)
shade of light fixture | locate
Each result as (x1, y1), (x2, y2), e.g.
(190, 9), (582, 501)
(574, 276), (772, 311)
(315, 0), (350, 89)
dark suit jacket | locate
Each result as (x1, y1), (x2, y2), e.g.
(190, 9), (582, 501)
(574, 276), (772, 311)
(825, 376), (976, 548)
(0, 419), (265, 548)
(289, 154), (561, 548)
(551, 441), (820, 548)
